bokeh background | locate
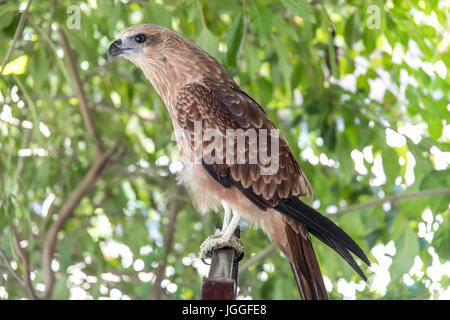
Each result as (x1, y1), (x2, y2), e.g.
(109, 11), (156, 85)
(0, 0), (449, 300)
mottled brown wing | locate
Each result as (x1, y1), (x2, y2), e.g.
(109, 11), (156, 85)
(174, 79), (312, 210)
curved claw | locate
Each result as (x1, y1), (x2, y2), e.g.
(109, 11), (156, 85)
(200, 247), (215, 265)
(201, 256), (211, 265)
(234, 249), (244, 262)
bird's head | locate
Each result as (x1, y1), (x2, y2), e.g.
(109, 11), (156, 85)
(108, 24), (229, 106)
(108, 24), (169, 65)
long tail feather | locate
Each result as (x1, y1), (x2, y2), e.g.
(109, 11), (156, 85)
(285, 223), (328, 300)
(275, 197), (370, 281)
(307, 228), (368, 281)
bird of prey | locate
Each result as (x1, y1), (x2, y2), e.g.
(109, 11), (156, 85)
(109, 24), (370, 300)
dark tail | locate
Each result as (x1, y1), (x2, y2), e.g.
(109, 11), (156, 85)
(275, 197), (370, 283)
(285, 223), (328, 300)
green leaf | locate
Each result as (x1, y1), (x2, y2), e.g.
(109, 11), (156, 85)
(338, 210), (366, 238)
(428, 118), (443, 140)
(400, 197), (428, 218)
(382, 146), (400, 186)
(344, 12), (361, 48)
(407, 140), (430, 182)
(420, 170), (450, 191)
(272, 15), (299, 41)
(273, 37), (293, 88)
(280, 0), (316, 23)
(337, 134), (354, 181)
(60, 233), (75, 272)
(144, 2), (173, 29)
(121, 181), (136, 202)
(327, 32), (339, 78)
(419, 25), (436, 38)
(53, 275), (70, 299)
(1, 55), (28, 75)
(196, 27), (220, 60)
(432, 212), (450, 260)
(248, 2), (272, 44)
(362, 26), (378, 53)
(226, 13), (244, 68)
(243, 42), (260, 81)
(390, 214), (419, 279)
(0, 4), (16, 30)
(138, 282), (151, 299)
(324, 119), (337, 151)
(109, 0), (122, 38)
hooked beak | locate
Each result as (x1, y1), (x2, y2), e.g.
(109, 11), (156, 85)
(108, 39), (124, 61)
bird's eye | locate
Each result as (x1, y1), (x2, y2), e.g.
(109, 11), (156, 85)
(134, 34), (146, 43)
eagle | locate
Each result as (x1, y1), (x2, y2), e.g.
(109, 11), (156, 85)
(108, 24), (370, 300)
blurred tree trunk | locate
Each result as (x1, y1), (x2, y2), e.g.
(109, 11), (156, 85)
(149, 186), (185, 300)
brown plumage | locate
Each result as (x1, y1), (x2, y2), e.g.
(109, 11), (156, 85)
(109, 24), (370, 300)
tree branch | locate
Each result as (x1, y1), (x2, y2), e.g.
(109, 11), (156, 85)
(239, 243), (276, 275)
(0, 196), (37, 299)
(41, 147), (115, 299)
(333, 187), (450, 217)
(0, 248), (26, 288)
(34, 24), (124, 299)
(195, 0), (207, 45)
(91, 102), (155, 122)
(195, 0), (207, 28)
(10, 224), (39, 300)
(57, 25), (103, 155)
(149, 186), (185, 300)
(0, 0), (32, 77)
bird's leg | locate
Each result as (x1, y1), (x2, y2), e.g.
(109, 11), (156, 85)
(220, 211), (241, 242)
(221, 200), (232, 231)
(200, 207), (244, 262)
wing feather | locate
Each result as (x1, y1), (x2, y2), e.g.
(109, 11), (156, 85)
(174, 80), (310, 206)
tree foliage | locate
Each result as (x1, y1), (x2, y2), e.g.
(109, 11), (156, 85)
(0, 0), (449, 300)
